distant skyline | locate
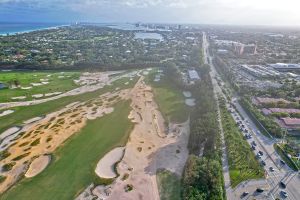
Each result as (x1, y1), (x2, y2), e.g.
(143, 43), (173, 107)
(1, 0), (300, 26)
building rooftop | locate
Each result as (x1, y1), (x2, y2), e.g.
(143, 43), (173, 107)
(282, 118), (300, 126)
(188, 70), (200, 80)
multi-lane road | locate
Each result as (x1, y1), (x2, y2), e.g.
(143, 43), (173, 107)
(202, 32), (300, 200)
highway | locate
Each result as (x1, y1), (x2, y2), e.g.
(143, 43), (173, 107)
(202, 32), (300, 200)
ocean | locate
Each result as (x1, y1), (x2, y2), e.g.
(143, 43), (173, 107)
(0, 22), (67, 35)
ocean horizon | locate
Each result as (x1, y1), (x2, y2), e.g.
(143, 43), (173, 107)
(0, 22), (68, 35)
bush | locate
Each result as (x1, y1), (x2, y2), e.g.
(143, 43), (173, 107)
(2, 162), (16, 172)
(0, 150), (11, 161)
(182, 155), (224, 200)
(12, 152), (30, 161)
(30, 138), (41, 146)
(0, 175), (6, 183)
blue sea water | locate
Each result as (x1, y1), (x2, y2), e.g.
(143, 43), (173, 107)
(0, 22), (67, 35)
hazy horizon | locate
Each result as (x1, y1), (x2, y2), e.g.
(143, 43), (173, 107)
(1, 0), (300, 27)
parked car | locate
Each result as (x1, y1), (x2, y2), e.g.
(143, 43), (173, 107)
(256, 153), (262, 159)
(251, 141), (257, 146)
(280, 190), (288, 198)
(280, 160), (286, 165)
(261, 160), (266, 166)
(251, 145), (256, 150)
(256, 188), (264, 193)
(280, 181), (287, 189)
(241, 191), (249, 197)
(269, 167), (275, 172)
(258, 151), (263, 156)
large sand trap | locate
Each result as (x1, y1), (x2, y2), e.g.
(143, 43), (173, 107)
(95, 147), (125, 179)
(0, 110), (14, 117)
(25, 155), (51, 178)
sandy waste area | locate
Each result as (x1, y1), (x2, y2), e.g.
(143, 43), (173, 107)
(0, 87), (131, 193)
(76, 76), (190, 200)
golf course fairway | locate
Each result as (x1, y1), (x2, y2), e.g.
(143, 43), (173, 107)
(0, 100), (132, 200)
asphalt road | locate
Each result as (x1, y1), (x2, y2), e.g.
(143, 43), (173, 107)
(202, 32), (300, 200)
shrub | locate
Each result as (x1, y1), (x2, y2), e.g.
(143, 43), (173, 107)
(12, 152), (30, 161)
(0, 150), (11, 161)
(2, 162), (16, 172)
(30, 138), (41, 146)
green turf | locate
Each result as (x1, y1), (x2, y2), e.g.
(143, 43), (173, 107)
(0, 101), (133, 200)
(157, 170), (181, 200)
(0, 71), (80, 102)
(0, 76), (138, 134)
(145, 69), (189, 123)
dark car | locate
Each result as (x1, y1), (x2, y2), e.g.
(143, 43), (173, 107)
(281, 190), (288, 198)
(280, 181), (287, 189)
(241, 191), (249, 197)
(251, 145), (256, 150)
(258, 151), (263, 156)
(280, 160), (286, 165)
(261, 160), (266, 166)
(256, 188), (264, 193)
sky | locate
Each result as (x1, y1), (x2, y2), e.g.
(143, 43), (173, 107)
(0, 0), (300, 26)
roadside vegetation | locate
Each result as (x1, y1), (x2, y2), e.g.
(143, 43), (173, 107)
(240, 97), (283, 138)
(0, 101), (133, 200)
(219, 98), (264, 187)
(274, 144), (299, 171)
(0, 76), (138, 134)
(0, 71), (80, 102)
(157, 169), (181, 200)
(182, 48), (225, 200)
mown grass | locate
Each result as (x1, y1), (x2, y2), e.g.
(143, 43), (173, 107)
(220, 101), (264, 187)
(145, 69), (189, 123)
(157, 169), (181, 200)
(0, 76), (138, 134)
(0, 101), (133, 200)
(0, 71), (80, 102)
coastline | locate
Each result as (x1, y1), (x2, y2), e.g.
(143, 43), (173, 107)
(0, 23), (69, 36)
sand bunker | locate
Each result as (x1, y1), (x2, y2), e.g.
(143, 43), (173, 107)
(185, 98), (196, 106)
(25, 155), (51, 178)
(0, 127), (21, 140)
(11, 96), (26, 100)
(21, 87), (32, 90)
(30, 83), (43, 86)
(32, 94), (44, 98)
(183, 91), (192, 98)
(0, 110), (14, 117)
(95, 147), (125, 179)
(44, 92), (62, 97)
(23, 116), (44, 124)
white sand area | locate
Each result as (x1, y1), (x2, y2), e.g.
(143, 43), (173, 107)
(0, 110), (14, 117)
(25, 155), (51, 178)
(95, 147), (125, 179)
